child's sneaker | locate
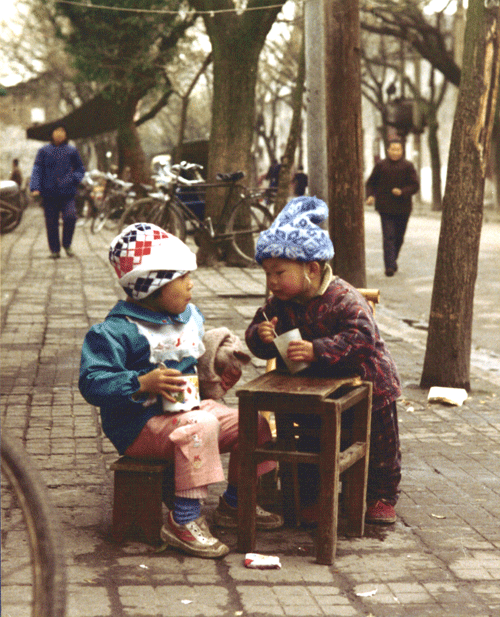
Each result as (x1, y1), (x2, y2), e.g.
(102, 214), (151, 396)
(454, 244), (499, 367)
(160, 511), (229, 559)
(213, 496), (284, 530)
(365, 499), (397, 524)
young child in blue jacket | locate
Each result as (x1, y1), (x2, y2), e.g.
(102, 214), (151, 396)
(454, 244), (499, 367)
(245, 197), (402, 525)
(80, 223), (282, 558)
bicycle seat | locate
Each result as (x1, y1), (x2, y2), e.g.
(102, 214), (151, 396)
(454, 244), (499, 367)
(216, 171), (245, 182)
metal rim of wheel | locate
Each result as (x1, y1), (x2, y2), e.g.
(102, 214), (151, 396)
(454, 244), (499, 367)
(119, 197), (161, 229)
(90, 208), (107, 234)
(1, 430), (67, 617)
(228, 200), (274, 263)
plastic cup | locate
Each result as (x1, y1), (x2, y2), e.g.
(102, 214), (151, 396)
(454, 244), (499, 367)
(273, 328), (311, 374)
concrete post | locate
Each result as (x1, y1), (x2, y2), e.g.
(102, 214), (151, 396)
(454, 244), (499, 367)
(304, 0), (328, 201)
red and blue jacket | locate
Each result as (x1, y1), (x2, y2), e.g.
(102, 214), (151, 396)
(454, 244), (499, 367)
(245, 277), (401, 413)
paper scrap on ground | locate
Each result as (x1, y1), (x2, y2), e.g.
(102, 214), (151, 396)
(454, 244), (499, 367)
(244, 553), (281, 569)
(427, 387), (468, 406)
(356, 589), (378, 597)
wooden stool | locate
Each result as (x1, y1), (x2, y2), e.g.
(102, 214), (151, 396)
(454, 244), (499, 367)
(110, 457), (174, 545)
(237, 371), (372, 565)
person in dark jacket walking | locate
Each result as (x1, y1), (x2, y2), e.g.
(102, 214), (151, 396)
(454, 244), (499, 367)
(30, 124), (85, 259)
(365, 139), (419, 276)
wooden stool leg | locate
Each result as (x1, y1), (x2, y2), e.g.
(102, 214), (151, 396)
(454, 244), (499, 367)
(113, 470), (164, 545)
(112, 471), (134, 543)
(237, 396), (258, 553)
(275, 415), (301, 527)
(343, 389), (372, 537)
(162, 461), (175, 510)
(316, 408), (341, 565)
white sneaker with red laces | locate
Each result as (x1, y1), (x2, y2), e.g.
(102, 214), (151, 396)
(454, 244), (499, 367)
(160, 511), (229, 559)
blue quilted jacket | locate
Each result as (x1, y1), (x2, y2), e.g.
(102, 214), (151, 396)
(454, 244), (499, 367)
(30, 143), (85, 198)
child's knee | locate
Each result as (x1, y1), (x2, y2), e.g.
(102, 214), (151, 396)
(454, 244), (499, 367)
(169, 409), (220, 447)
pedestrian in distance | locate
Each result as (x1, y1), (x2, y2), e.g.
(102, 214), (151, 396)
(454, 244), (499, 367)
(9, 158), (23, 187)
(365, 139), (419, 276)
(265, 157), (281, 189)
(29, 123), (85, 259)
(79, 223), (283, 559)
(292, 165), (308, 196)
(245, 196), (402, 525)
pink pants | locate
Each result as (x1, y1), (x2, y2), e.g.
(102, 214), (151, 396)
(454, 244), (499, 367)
(125, 399), (275, 494)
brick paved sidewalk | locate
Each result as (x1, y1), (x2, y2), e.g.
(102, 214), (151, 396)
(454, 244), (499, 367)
(2, 206), (500, 617)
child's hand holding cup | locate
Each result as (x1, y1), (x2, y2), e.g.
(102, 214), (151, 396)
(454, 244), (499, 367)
(273, 329), (311, 374)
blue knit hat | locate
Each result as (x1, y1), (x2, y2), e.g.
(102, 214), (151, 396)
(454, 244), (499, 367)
(255, 196), (334, 264)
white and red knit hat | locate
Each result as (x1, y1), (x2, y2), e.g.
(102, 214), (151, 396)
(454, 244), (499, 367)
(109, 223), (197, 300)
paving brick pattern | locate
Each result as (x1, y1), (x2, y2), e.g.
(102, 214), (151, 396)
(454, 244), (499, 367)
(2, 207), (499, 617)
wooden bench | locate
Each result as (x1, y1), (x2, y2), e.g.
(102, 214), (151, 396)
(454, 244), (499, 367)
(110, 457), (174, 545)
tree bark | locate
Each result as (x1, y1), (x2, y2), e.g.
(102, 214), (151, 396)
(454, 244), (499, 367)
(420, 1), (500, 390)
(274, 34), (306, 214)
(324, 0), (366, 287)
(426, 107), (443, 211)
(189, 0), (285, 265)
(115, 96), (150, 184)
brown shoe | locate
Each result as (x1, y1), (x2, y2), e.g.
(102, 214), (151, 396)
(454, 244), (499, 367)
(213, 496), (283, 530)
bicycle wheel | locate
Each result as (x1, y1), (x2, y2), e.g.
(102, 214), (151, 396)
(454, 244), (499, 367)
(1, 430), (67, 617)
(93, 194), (126, 233)
(0, 199), (22, 234)
(154, 199), (187, 241)
(227, 199), (274, 263)
(120, 197), (161, 228)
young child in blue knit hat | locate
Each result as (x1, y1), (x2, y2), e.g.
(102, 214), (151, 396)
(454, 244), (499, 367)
(246, 196), (402, 524)
(79, 223), (282, 559)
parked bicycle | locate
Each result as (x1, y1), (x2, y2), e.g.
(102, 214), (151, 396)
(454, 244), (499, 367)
(89, 172), (136, 234)
(75, 169), (103, 224)
(1, 429), (67, 616)
(119, 162), (275, 263)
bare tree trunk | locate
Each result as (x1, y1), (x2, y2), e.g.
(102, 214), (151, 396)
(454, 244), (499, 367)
(190, 0), (285, 265)
(420, 1), (500, 390)
(195, 43), (261, 265)
(426, 108), (443, 211)
(116, 117), (150, 184)
(274, 34), (306, 214)
(324, 0), (366, 287)
(173, 53), (212, 164)
(114, 93), (151, 184)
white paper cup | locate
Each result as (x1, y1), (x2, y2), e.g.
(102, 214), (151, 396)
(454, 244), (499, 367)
(162, 374), (200, 412)
(273, 328), (311, 374)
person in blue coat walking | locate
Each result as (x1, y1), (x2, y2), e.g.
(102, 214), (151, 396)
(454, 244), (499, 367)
(30, 124), (85, 258)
